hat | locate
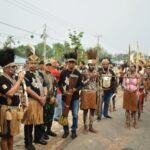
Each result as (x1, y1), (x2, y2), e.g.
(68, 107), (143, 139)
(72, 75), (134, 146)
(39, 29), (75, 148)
(65, 51), (77, 62)
(86, 48), (97, 64)
(39, 60), (45, 65)
(0, 48), (15, 67)
(49, 58), (57, 64)
(27, 54), (39, 63)
(45, 59), (51, 66)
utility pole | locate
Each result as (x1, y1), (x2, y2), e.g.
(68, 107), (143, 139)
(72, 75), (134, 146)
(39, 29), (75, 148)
(96, 34), (102, 61)
(42, 24), (47, 61)
(97, 34), (102, 46)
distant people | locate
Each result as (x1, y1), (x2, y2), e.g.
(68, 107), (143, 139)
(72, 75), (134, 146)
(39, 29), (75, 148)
(144, 63), (150, 101)
(109, 64), (117, 111)
(137, 63), (145, 120)
(79, 60), (86, 72)
(119, 65), (124, 86)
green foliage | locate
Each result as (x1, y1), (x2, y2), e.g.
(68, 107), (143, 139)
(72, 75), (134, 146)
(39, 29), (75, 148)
(52, 42), (66, 61)
(67, 30), (85, 63)
(68, 30), (84, 50)
(5, 30), (113, 65)
(35, 42), (52, 59)
(15, 45), (28, 57)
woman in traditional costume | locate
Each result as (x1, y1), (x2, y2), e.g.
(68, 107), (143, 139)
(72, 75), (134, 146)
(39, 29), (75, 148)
(123, 64), (140, 128)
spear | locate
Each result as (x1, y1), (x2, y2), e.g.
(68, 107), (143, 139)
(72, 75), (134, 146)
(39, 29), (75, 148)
(128, 44), (131, 67)
(136, 41), (140, 73)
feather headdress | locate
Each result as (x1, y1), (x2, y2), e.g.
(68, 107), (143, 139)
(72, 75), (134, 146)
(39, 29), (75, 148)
(86, 48), (97, 64)
(64, 51), (77, 62)
(0, 48), (15, 67)
(26, 45), (39, 63)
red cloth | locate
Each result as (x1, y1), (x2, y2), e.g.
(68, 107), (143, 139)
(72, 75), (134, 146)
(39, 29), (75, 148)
(138, 90), (145, 104)
(50, 68), (61, 94)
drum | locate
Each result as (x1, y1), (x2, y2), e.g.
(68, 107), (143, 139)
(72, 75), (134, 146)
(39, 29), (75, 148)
(68, 74), (78, 89)
(80, 90), (96, 110)
(145, 79), (150, 90)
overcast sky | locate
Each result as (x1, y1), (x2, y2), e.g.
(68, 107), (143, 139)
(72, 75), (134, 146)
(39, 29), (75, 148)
(0, 0), (150, 54)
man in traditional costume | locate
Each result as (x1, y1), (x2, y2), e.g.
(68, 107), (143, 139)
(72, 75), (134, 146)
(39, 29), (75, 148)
(98, 58), (117, 120)
(80, 49), (99, 133)
(0, 48), (24, 150)
(23, 48), (47, 150)
(58, 51), (82, 139)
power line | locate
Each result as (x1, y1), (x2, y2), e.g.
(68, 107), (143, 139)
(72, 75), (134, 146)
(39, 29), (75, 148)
(5, 0), (71, 29)
(3, 0), (68, 42)
(5, 0), (48, 20)
(2, 0), (104, 47)
(4, 0), (98, 39)
(0, 21), (65, 44)
(0, 20), (41, 36)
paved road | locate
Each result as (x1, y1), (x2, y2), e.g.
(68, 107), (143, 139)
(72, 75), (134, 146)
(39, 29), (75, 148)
(14, 89), (150, 150)
(63, 91), (150, 150)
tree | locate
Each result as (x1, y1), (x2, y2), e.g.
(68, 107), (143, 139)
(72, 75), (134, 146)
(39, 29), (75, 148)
(68, 30), (85, 63)
(15, 45), (28, 57)
(3, 36), (15, 48)
(68, 30), (84, 51)
(52, 42), (66, 61)
(35, 42), (52, 59)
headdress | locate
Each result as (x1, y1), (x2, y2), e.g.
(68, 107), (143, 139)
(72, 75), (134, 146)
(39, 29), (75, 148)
(64, 53), (69, 62)
(64, 51), (77, 62)
(26, 45), (39, 63)
(86, 48), (97, 64)
(145, 61), (150, 68)
(101, 57), (110, 65)
(0, 48), (15, 67)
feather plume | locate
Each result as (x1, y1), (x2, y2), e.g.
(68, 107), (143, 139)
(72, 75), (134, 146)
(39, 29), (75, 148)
(0, 48), (15, 67)
(26, 45), (35, 57)
(86, 48), (97, 60)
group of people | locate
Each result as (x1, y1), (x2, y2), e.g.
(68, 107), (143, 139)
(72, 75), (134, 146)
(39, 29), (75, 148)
(0, 47), (149, 150)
